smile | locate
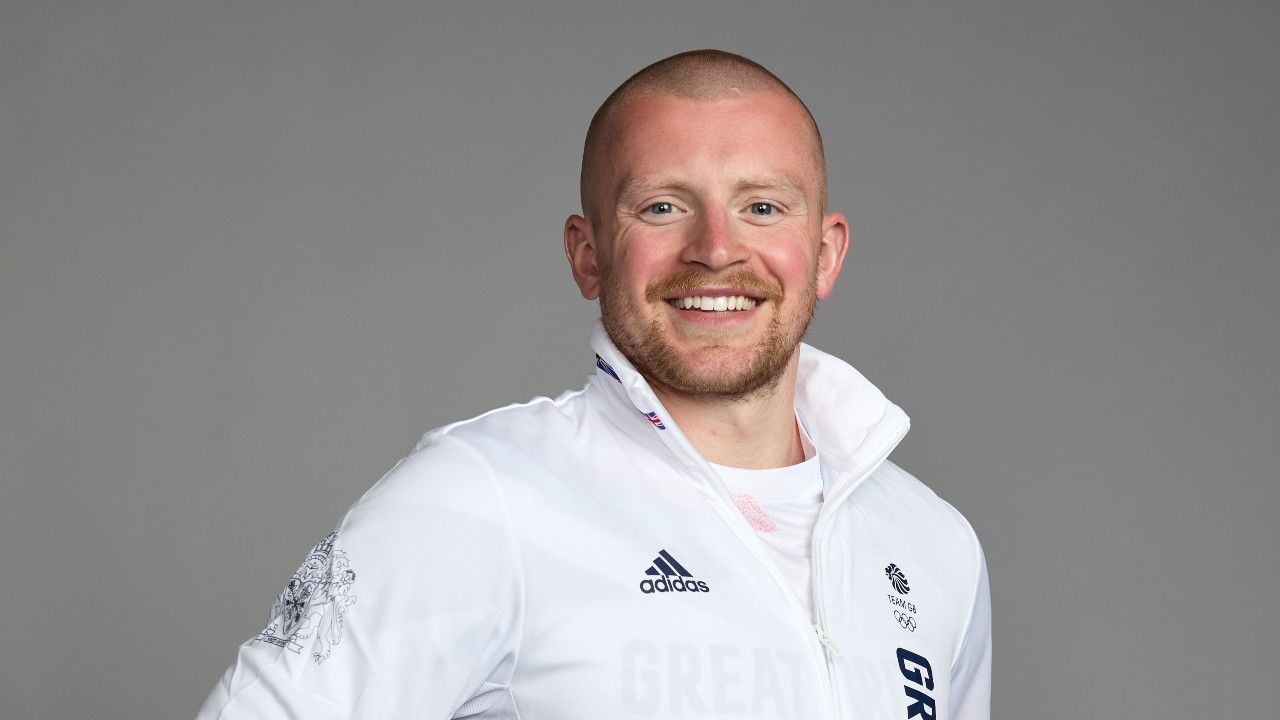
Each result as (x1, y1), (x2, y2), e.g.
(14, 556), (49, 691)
(666, 295), (759, 312)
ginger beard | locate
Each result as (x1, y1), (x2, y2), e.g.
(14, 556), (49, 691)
(599, 263), (819, 400)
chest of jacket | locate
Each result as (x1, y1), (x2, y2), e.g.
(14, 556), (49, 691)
(492, 456), (964, 719)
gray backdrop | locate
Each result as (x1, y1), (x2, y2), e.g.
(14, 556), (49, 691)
(2, 1), (1276, 718)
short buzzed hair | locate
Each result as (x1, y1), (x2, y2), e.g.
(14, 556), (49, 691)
(579, 49), (828, 224)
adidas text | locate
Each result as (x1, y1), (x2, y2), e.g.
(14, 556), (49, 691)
(639, 576), (711, 594)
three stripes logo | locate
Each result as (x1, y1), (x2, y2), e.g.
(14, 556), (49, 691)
(639, 549), (710, 594)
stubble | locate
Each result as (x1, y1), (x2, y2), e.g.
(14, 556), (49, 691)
(599, 265), (818, 401)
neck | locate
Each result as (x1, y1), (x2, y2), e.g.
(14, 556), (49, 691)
(650, 355), (805, 469)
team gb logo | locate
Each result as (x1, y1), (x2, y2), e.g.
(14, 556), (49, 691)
(885, 563), (911, 595)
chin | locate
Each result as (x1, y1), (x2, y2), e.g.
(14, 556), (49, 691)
(601, 293), (805, 399)
(652, 344), (793, 399)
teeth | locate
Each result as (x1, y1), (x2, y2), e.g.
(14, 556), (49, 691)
(668, 295), (759, 312)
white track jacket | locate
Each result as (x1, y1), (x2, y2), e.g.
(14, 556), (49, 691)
(196, 323), (991, 719)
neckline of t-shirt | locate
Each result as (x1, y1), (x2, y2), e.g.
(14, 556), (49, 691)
(711, 453), (823, 500)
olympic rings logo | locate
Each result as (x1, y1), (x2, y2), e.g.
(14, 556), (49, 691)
(894, 610), (917, 632)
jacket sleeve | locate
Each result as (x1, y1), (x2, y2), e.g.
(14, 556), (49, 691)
(194, 434), (524, 719)
(949, 543), (992, 720)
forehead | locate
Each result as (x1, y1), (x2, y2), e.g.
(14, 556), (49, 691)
(603, 91), (821, 199)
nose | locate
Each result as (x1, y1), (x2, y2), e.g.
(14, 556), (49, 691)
(679, 207), (748, 271)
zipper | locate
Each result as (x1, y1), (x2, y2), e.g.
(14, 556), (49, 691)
(814, 623), (843, 658)
(684, 419), (908, 720)
(612, 376), (908, 720)
(678, 451), (844, 719)
(809, 421), (911, 719)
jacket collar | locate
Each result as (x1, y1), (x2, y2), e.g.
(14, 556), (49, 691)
(587, 320), (910, 493)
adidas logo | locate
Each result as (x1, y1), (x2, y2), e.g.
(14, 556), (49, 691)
(639, 549), (710, 594)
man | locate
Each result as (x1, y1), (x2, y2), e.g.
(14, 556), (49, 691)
(196, 49), (990, 719)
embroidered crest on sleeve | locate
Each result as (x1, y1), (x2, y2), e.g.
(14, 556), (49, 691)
(255, 531), (358, 663)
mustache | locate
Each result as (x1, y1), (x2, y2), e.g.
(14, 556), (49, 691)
(644, 268), (784, 303)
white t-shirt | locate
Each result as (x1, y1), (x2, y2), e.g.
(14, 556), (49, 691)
(711, 432), (824, 620)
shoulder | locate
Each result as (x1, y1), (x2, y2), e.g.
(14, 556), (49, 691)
(351, 432), (502, 519)
(867, 460), (981, 544)
(326, 433), (511, 563)
(415, 386), (591, 470)
(341, 388), (589, 521)
(324, 422), (529, 600)
(857, 459), (986, 585)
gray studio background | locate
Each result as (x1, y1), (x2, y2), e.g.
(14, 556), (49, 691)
(2, 2), (1276, 718)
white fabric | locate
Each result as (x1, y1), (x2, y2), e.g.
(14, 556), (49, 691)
(713, 452), (823, 621)
(195, 320), (991, 720)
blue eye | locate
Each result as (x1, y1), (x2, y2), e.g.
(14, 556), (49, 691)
(647, 202), (675, 215)
(749, 202), (775, 216)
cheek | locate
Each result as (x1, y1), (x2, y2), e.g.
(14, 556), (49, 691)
(757, 233), (819, 293)
(612, 231), (674, 295)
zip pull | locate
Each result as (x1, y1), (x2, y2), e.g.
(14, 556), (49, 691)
(814, 624), (843, 659)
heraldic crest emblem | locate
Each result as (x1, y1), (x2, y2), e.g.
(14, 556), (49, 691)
(255, 531), (357, 664)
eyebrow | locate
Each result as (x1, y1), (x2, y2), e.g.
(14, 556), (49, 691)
(615, 175), (695, 202)
(733, 175), (805, 197)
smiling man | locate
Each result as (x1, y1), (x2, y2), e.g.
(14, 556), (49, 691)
(197, 50), (991, 720)
(566, 72), (845, 471)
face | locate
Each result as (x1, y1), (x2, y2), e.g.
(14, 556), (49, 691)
(566, 91), (848, 400)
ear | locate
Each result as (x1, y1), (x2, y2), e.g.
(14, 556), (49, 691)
(564, 214), (602, 300)
(815, 211), (850, 299)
